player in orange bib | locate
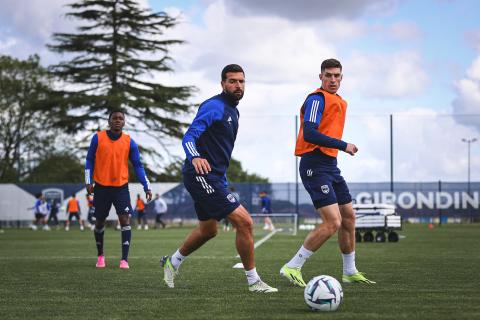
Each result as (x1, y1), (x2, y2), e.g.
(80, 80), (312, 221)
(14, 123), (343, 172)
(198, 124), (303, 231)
(280, 59), (375, 286)
(65, 194), (85, 231)
(135, 194), (148, 230)
(85, 110), (152, 269)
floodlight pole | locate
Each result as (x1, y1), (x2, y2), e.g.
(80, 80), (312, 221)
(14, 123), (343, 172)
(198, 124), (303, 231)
(461, 138), (477, 195)
(295, 115), (299, 215)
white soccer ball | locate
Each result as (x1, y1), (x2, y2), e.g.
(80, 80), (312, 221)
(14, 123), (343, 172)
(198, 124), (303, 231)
(304, 275), (343, 312)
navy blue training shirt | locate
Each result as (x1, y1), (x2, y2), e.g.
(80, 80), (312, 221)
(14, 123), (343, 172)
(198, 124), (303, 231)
(182, 93), (240, 179)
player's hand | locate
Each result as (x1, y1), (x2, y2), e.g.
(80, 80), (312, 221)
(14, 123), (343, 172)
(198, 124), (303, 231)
(145, 190), (153, 202)
(86, 184), (94, 195)
(345, 143), (358, 156)
(192, 157), (211, 175)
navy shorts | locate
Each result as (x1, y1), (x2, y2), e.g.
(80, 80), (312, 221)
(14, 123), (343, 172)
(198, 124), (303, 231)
(93, 183), (133, 221)
(68, 212), (81, 221)
(183, 174), (240, 221)
(300, 158), (352, 209)
(136, 210), (145, 219)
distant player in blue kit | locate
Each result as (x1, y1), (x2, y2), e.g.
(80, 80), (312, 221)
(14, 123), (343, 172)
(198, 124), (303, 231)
(161, 64), (277, 293)
(85, 110), (152, 269)
(280, 59), (375, 286)
(259, 191), (275, 231)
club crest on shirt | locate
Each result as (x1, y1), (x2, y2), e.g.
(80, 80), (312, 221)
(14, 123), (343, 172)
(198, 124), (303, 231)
(227, 116), (232, 124)
(321, 185), (330, 194)
(227, 193), (236, 203)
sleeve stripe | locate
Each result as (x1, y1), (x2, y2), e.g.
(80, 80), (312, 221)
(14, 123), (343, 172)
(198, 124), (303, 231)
(310, 100), (319, 123)
(186, 142), (200, 157)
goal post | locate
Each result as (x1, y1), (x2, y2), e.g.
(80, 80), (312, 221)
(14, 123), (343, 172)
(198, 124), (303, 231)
(250, 213), (298, 236)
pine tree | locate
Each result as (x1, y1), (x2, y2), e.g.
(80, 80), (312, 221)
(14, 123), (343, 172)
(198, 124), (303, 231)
(48, 0), (195, 156)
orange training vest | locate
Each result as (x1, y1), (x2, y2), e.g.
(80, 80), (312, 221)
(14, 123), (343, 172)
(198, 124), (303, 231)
(93, 130), (131, 187)
(295, 88), (347, 158)
(136, 199), (145, 210)
(68, 198), (79, 213)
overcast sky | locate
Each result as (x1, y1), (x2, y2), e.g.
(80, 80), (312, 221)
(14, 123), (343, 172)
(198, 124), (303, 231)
(1, 0), (479, 183)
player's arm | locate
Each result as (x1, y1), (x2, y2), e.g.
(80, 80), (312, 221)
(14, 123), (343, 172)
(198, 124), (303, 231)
(302, 94), (355, 154)
(85, 134), (98, 194)
(129, 139), (152, 201)
(77, 200), (81, 214)
(182, 103), (223, 175)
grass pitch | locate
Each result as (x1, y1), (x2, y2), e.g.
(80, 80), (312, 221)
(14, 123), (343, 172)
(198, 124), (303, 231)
(0, 223), (479, 319)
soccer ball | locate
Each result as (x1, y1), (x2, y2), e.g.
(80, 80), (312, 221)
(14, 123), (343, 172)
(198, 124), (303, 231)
(304, 275), (343, 312)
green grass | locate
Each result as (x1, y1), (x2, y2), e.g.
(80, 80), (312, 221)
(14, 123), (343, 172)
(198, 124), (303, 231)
(0, 224), (479, 319)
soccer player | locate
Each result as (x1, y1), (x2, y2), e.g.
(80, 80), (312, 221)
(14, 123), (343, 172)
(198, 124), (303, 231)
(85, 110), (152, 269)
(31, 193), (50, 231)
(65, 194), (85, 231)
(259, 191), (275, 231)
(280, 59), (375, 286)
(153, 193), (167, 229)
(161, 64), (277, 293)
(135, 194), (147, 230)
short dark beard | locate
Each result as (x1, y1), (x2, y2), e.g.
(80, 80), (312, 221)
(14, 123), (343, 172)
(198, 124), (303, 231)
(224, 90), (243, 104)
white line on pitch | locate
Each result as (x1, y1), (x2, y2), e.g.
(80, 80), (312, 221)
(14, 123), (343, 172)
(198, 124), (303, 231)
(232, 229), (280, 269)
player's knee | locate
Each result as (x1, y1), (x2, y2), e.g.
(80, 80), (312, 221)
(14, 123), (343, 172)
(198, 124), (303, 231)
(325, 218), (341, 235)
(205, 228), (217, 240)
(236, 217), (253, 233)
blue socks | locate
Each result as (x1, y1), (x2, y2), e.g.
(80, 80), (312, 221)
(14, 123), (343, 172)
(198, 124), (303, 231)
(121, 225), (131, 261)
(94, 227), (105, 256)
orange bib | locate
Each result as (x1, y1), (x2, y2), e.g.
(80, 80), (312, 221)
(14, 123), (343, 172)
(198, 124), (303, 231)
(68, 199), (79, 213)
(295, 88), (347, 158)
(93, 130), (131, 187)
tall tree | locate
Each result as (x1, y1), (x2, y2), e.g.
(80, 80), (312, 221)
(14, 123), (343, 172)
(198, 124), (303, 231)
(48, 0), (195, 156)
(0, 55), (58, 182)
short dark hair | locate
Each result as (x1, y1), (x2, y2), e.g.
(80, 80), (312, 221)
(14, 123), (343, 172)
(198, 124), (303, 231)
(321, 59), (342, 72)
(108, 109), (125, 120)
(221, 64), (244, 81)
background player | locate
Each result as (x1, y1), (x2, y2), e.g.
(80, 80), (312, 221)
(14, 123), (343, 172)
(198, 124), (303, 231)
(85, 110), (152, 269)
(65, 194), (85, 231)
(161, 64), (277, 293)
(30, 193), (50, 231)
(280, 59), (375, 286)
(259, 191), (274, 231)
(135, 194), (148, 230)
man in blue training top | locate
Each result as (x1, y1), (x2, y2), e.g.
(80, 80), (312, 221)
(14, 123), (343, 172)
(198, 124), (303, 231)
(161, 64), (277, 293)
(259, 191), (275, 231)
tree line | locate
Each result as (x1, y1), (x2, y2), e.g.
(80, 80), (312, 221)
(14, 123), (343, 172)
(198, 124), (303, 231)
(0, 0), (267, 184)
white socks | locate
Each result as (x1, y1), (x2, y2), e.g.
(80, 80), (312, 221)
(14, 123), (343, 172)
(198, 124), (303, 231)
(245, 268), (260, 285)
(286, 245), (313, 268)
(171, 249), (187, 270)
(342, 251), (358, 275)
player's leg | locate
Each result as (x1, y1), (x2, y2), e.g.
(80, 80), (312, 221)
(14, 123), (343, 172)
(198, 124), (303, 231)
(227, 205), (278, 293)
(136, 211), (142, 230)
(76, 213), (85, 231)
(112, 184), (133, 269)
(161, 218), (217, 288)
(281, 163), (339, 287)
(338, 202), (375, 284)
(65, 214), (72, 231)
(92, 185), (112, 268)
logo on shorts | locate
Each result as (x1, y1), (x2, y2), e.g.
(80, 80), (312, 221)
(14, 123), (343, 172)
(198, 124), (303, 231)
(125, 207), (130, 212)
(227, 193), (236, 203)
(306, 169), (313, 177)
(321, 185), (330, 194)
